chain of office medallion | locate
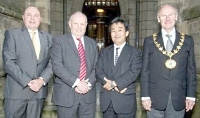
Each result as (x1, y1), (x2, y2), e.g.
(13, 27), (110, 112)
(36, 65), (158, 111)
(152, 33), (185, 57)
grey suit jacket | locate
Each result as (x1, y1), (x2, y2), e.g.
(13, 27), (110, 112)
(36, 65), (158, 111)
(140, 31), (197, 111)
(3, 26), (53, 99)
(51, 33), (98, 107)
(96, 44), (142, 113)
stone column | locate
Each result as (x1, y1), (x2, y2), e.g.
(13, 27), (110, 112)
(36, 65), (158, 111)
(35, 0), (51, 32)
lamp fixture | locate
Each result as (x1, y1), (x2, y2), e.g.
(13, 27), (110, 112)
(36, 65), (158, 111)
(97, 9), (104, 13)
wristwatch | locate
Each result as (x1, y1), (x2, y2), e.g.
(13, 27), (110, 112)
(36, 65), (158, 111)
(39, 77), (46, 86)
(111, 81), (115, 89)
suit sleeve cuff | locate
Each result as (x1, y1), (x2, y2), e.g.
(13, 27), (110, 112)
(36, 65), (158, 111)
(72, 78), (80, 88)
(39, 77), (46, 86)
(186, 97), (195, 101)
(141, 97), (151, 100)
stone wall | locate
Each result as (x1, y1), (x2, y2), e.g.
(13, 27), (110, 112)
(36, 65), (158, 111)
(0, 2), (23, 117)
(0, 0), (25, 15)
(181, 1), (200, 117)
(139, 0), (158, 48)
(0, 12), (22, 118)
(182, 5), (200, 117)
(0, 0), (200, 118)
(50, 0), (63, 36)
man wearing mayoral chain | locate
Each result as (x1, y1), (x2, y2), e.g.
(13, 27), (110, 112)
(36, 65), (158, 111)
(140, 3), (197, 118)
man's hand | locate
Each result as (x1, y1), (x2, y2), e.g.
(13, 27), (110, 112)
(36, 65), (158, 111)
(75, 86), (83, 94)
(114, 87), (127, 93)
(120, 88), (127, 93)
(103, 77), (112, 90)
(185, 99), (195, 112)
(28, 78), (44, 92)
(76, 80), (90, 94)
(142, 99), (152, 111)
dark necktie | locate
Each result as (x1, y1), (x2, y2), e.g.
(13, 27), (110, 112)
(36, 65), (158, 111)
(166, 34), (173, 52)
(115, 47), (120, 65)
(77, 38), (86, 81)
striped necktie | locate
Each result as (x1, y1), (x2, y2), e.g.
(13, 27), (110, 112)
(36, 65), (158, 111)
(115, 47), (120, 65)
(77, 38), (86, 80)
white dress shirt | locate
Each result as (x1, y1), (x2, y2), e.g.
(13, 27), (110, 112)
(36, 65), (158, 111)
(161, 28), (176, 49)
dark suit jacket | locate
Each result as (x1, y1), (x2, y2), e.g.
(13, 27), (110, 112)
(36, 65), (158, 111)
(3, 26), (53, 99)
(51, 33), (98, 107)
(140, 31), (197, 111)
(96, 44), (142, 113)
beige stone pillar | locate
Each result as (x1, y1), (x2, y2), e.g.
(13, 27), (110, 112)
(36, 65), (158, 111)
(35, 0), (51, 32)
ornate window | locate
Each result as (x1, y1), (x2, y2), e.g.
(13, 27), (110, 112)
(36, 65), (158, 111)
(85, 0), (118, 7)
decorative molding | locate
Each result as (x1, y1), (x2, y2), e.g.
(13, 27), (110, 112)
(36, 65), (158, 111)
(0, 6), (22, 20)
(182, 6), (200, 20)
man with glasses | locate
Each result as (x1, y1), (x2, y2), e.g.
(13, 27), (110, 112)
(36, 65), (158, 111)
(140, 3), (196, 118)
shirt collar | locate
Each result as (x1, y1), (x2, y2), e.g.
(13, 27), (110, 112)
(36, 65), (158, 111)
(72, 34), (84, 42)
(28, 29), (38, 33)
(161, 27), (175, 37)
(114, 42), (126, 49)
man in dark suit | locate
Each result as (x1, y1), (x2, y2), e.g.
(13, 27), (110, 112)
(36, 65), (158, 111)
(96, 17), (142, 118)
(2, 6), (53, 118)
(51, 11), (98, 118)
(140, 4), (197, 118)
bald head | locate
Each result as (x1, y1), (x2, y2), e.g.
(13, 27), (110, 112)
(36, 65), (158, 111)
(69, 11), (87, 23)
(68, 11), (88, 38)
(157, 4), (178, 16)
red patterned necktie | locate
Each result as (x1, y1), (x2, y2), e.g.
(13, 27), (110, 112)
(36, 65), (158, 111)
(77, 38), (86, 81)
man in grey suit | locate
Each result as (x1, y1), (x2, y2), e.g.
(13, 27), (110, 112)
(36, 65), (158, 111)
(96, 17), (142, 118)
(2, 6), (53, 118)
(140, 4), (197, 118)
(51, 11), (98, 118)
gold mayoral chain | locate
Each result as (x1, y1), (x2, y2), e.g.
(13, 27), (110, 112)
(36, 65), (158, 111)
(153, 33), (185, 69)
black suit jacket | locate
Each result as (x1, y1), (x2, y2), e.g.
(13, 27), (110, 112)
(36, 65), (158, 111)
(140, 31), (197, 111)
(96, 44), (142, 113)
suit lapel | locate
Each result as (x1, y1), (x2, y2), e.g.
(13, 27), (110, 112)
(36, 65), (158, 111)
(84, 37), (90, 77)
(170, 31), (180, 78)
(155, 32), (170, 76)
(171, 31), (180, 52)
(107, 45), (115, 73)
(38, 30), (45, 63)
(67, 34), (79, 56)
(113, 44), (129, 73)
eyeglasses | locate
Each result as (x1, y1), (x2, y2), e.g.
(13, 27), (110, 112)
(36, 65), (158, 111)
(159, 13), (176, 19)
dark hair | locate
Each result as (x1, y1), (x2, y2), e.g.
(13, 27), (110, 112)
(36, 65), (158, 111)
(109, 17), (129, 32)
